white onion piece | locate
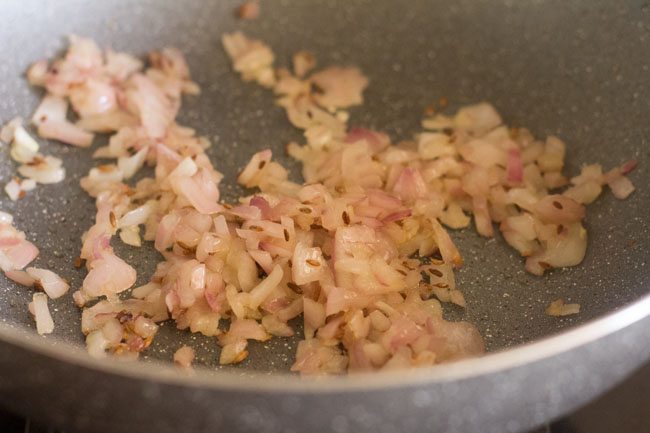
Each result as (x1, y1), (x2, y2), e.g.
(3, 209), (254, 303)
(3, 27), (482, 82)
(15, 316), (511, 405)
(221, 32), (275, 87)
(219, 319), (270, 346)
(119, 201), (155, 228)
(26, 267), (70, 299)
(18, 156), (65, 184)
(310, 66), (369, 109)
(22, 178), (39, 191)
(66, 34), (103, 70)
(155, 213), (181, 252)
(101, 319), (124, 345)
(291, 242), (325, 285)
(27, 60), (48, 86)
(248, 264), (283, 309)
(546, 299), (580, 316)
(119, 225), (141, 247)
(127, 74), (174, 139)
(472, 196), (494, 237)
(105, 50), (143, 81)
(118, 146), (149, 179)
(10, 126), (40, 163)
(303, 297), (326, 331)
(4, 179), (22, 201)
(454, 102), (501, 135)
(1, 117), (23, 144)
(392, 167), (428, 202)
(422, 114), (454, 130)
(37, 120), (94, 147)
(0, 239), (39, 272)
(564, 181), (602, 205)
(526, 223), (587, 275)
(292, 50), (316, 78)
(173, 345), (195, 368)
(238, 149), (272, 187)
(261, 315), (294, 337)
(459, 140), (505, 168)
(607, 175), (635, 199)
(168, 156), (198, 179)
(134, 316), (158, 338)
(431, 219), (463, 267)
(417, 132), (453, 160)
(85, 330), (109, 358)
(69, 78), (117, 117)
(533, 195), (585, 224)
(5, 269), (36, 287)
(82, 251), (137, 297)
(77, 110), (138, 133)
(0, 212), (13, 224)
(439, 202), (470, 229)
(86, 164), (124, 184)
(131, 282), (160, 299)
(219, 340), (249, 364)
(537, 136), (565, 172)
(32, 94), (68, 125)
(172, 169), (223, 215)
(32, 95), (93, 147)
(31, 293), (54, 335)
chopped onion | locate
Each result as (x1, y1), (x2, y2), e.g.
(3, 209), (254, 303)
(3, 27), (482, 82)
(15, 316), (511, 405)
(127, 74), (174, 139)
(219, 340), (249, 365)
(4, 179), (23, 201)
(0, 117), (23, 143)
(119, 201), (155, 227)
(37, 119), (94, 147)
(32, 94), (94, 147)
(26, 267), (70, 299)
(5, 269), (36, 287)
(117, 146), (149, 179)
(26, 60), (48, 86)
(10, 126), (40, 163)
(292, 51), (316, 78)
(0, 232), (39, 272)
(546, 299), (580, 316)
(119, 225), (141, 247)
(82, 251), (136, 297)
(69, 78), (117, 117)
(310, 66), (369, 109)
(18, 155), (66, 184)
(607, 175), (635, 199)
(454, 102), (501, 135)
(0, 212), (13, 225)
(292, 242), (325, 285)
(4, 32), (635, 373)
(31, 293), (54, 335)
(248, 265), (283, 309)
(173, 345), (195, 368)
(32, 95), (68, 125)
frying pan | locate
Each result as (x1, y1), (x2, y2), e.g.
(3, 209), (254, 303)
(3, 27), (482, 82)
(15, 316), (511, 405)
(0, 1), (648, 432)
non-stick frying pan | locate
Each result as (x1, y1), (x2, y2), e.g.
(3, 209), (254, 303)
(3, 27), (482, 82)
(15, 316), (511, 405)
(0, 1), (648, 432)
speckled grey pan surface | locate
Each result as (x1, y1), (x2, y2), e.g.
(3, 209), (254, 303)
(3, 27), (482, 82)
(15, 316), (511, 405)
(0, 1), (648, 432)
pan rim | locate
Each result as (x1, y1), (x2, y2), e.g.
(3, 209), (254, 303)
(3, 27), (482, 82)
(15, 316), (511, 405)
(0, 292), (648, 392)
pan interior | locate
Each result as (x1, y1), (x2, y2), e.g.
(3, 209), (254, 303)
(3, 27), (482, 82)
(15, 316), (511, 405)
(0, 0), (648, 373)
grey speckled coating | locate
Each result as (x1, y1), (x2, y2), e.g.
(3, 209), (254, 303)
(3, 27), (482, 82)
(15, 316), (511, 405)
(0, 1), (648, 432)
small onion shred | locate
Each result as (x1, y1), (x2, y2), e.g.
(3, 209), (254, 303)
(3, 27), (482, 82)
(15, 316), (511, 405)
(173, 345), (196, 368)
(31, 292), (54, 335)
(545, 299), (580, 317)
